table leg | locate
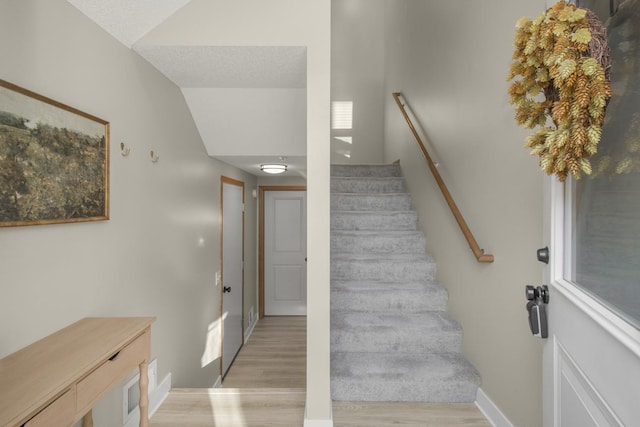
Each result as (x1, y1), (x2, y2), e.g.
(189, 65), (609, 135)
(139, 360), (149, 427)
(82, 410), (93, 427)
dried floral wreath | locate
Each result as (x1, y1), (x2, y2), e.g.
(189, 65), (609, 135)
(507, 1), (612, 181)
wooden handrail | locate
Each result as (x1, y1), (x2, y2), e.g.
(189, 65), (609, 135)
(392, 92), (494, 263)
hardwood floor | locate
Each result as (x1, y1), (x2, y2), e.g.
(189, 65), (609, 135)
(150, 388), (306, 426)
(222, 316), (306, 389)
(151, 316), (491, 426)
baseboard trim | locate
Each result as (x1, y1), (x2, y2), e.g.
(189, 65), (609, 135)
(123, 373), (171, 427)
(244, 317), (258, 343)
(303, 404), (333, 427)
(150, 373), (171, 416)
(213, 375), (222, 388)
(476, 388), (513, 427)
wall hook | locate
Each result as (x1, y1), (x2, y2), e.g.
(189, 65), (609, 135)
(150, 150), (159, 163)
(120, 142), (130, 157)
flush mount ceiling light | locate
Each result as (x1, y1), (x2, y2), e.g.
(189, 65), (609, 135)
(260, 157), (288, 174)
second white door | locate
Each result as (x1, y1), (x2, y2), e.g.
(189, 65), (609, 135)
(264, 190), (307, 316)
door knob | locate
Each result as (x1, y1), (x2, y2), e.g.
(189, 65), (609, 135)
(526, 285), (549, 303)
(223, 286), (231, 293)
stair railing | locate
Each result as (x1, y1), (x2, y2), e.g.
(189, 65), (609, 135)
(392, 92), (494, 263)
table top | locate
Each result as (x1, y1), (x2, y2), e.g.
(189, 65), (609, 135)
(0, 317), (155, 426)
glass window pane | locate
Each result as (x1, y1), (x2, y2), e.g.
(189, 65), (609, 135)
(565, 0), (640, 329)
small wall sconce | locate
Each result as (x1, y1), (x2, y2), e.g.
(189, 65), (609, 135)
(150, 150), (159, 163)
(120, 142), (130, 157)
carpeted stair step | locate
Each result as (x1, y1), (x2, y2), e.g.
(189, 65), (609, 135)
(331, 311), (462, 354)
(331, 193), (412, 211)
(330, 163), (481, 403)
(330, 280), (448, 312)
(331, 230), (426, 254)
(331, 177), (406, 193)
(331, 351), (481, 402)
(331, 164), (401, 178)
(331, 211), (418, 231)
(331, 254), (436, 282)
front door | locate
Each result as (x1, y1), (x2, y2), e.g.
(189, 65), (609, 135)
(543, 177), (640, 426)
(262, 189), (307, 316)
(542, 2), (640, 424)
(221, 177), (244, 377)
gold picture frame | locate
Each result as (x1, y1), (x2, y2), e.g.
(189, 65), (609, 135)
(0, 80), (109, 227)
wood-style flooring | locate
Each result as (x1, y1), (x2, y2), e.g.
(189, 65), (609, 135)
(222, 316), (306, 389)
(151, 316), (491, 426)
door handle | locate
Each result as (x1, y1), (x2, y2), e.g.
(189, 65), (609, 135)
(223, 286), (231, 293)
(525, 285), (549, 338)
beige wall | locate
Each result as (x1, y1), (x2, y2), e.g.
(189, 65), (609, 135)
(382, 1), (545, 426)
(0, 1), (257, 425)
(140, 0), (333, 422)
(331, 0), (386, 164)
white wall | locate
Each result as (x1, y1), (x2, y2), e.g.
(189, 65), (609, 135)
(331, 0), (385, 164)
(382, 1), (545, 426)
(0, 1), (257, 425)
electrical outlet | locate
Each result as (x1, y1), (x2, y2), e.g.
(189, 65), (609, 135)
(215, 271), (220, 287)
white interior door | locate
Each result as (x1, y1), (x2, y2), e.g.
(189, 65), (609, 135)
(542, 3), (640, 423)
(264, 190), (307, 316)
(221, 178), (244, 376)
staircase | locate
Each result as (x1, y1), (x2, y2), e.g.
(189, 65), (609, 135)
(330, 164), (481, 402)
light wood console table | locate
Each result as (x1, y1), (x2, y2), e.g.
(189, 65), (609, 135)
(0, 317), (155, 427)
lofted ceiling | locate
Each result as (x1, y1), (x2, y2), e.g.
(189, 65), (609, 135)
(67, 0), (308, 177)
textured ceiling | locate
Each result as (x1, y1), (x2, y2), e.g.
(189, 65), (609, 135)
(66, 0), (308, 176)
(134, 46), (307, 88)
(67, 0), (193, 48)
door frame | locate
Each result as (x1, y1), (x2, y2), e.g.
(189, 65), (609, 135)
(220, 176), (245, 377)
(258, 185), (306, 319)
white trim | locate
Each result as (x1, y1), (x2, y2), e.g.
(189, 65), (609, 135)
(123, 360), (158, 425)
(150, 373), (171, 416)
(123, 373), (171, 427)
(475, 388), (513, 427)
(303, 405), (333, 427)
(550, 177), (640, 360)
(554, 341), (624, 426)
(303, 420), (334, 427)
(213, 375), (222, 388)
(552, 279), (640, 359)
(244, 315), (258, 343)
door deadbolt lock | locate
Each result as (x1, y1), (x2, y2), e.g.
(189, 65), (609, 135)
(525, 285), (549, 339)
(223, 286), (231, 293)
(537, 246), (549, 264)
